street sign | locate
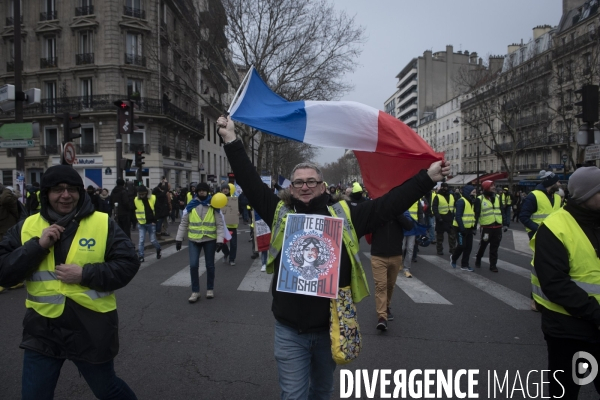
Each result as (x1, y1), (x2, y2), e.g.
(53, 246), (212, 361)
(0, 84), (15, 103)
(548, 164), (564, 169)
(0, 123), (33, 139)
(585, 145), (600, 161)
(62, 142), (76, 165)
(0, 139), (34, 148)
(561, 154), (568, 163)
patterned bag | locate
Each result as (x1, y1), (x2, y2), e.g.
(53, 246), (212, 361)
(330, 286), (362, 365)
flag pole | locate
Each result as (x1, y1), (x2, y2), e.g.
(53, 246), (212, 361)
(227, 65), (254, 114)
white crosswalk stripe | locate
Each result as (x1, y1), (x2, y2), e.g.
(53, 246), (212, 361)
(237, 259), (272, 292)
(420, 255), (531, 310)
(511, 230), (533, 255)
(161, 252), (225, 287)
(363, 252), (452, 305)
(480, 257), (531, 279)
(139, 245), (188, 271)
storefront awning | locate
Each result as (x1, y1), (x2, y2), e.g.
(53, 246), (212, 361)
(445, 174), (479, 185)
(477, 172), (508, 182)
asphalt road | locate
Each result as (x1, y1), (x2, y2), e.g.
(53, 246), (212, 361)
(1, 220), (598, 399)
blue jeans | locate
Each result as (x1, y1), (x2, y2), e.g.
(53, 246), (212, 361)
(222, 227), (237, 262)
(138, 223), (160, 257)
(503, 206), (511, 227)
(22, 349), (137, 400)
(189, 240), (216, 292)
(261, 251), (268, 265)
(274, 321), (336, 400)
(155, 218), (163, 234)
(427, 215), (436, 241)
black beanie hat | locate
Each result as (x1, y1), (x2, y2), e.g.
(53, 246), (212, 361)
(116, 178), (125, 186)
(41, 165), (84, 189)
(196, 182), (211, 193)
(137, 185), (148, 193)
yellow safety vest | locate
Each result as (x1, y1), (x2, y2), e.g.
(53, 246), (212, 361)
(501, 192), (512, 206)
(187, 192), (193, 204)
(436, 194), (455, 215)
(26, 191), (42, 210)
(527, 190), (561, 233)
(478, 195), (502, 226)
(408, 201), (419, 221)
(134, 195), (156, 225)
(188, 206), (217, 240)
(21, 212), (114, 318)
(266, 200), (369, 303)
(530, 209), (600, 315)
(453, 197), (476, 228)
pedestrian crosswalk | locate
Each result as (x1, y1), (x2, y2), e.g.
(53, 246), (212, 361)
(160, 252), (225, 286)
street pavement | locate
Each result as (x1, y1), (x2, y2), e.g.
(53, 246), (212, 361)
(1, 218), (599, 399)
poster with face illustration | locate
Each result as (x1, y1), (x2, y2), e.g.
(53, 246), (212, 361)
(276, 214), (343, 299)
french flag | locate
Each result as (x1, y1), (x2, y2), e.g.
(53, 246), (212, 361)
(229, 67), (443, 198)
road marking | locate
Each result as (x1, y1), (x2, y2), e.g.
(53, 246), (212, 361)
(511, 230), (533, 255)
(237, 259), (272, 292)
(420, 255), (531, 310)
(139, 245), (188, 271)
(480, 257), (531, 279)
(161, 252), (225, 287)
(363, 253), (452, 305)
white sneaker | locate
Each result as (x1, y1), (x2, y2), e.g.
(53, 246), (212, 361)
(188, 292), (200, 303)
(230, 261), (236, 266)
(261, 264), (266, 272)
(206, 290), (214, 299)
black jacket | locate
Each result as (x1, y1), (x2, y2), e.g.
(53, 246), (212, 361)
(370, 214), (413, 257)
(152, 186), (170, 219)
(224, 139), (434, 333)
(0, 191), (140, 363)
(533, 203), (600, 342)
(110, 186), (131, 217)
(433, 191), (454, 233)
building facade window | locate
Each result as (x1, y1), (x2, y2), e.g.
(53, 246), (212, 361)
(45, 81), (57, 113)
(77, 30), (94, 65)
(127, 78), (142, 97)
(81, 78), (93, 107)
(125, 32), (145, 66)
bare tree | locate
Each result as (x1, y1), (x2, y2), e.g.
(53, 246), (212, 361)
(321, 151), (361, 187)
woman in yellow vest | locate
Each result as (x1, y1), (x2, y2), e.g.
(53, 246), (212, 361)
(474, 181), (505, 272)
(175, 182), (224, 302)
(531, 166), (600, 399)
(134, 185), (162, 262)
(450, 185), (477, 271)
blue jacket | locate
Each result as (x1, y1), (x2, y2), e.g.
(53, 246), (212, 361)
(454, 185), (475, 232)
(519, 184), (559, 233)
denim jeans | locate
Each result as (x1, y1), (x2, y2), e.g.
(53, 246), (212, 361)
(502, 206), (511, 227)
(155, 218), (163, 234)
(138, 223), (160, 257)
(274, 321), (336, 400)
(427, 216), (436, 242)
(222, 227), (237, 262)
(22, 349), (137, 400)
(261, 251), (268, 266)
(189, 240), (216, 292)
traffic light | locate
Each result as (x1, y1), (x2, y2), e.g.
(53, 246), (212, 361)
(575, 85), (599, 123)
(134, 150), (145, 168)
(114, 100), (134, 135)
(58, 112), (81, 143)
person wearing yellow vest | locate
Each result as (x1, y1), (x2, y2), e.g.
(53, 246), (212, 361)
(500, 187), (513, 228)
(349, 182), (367, 207)
(175, 182), (224, 302)
(0, 165), (139, 399)
(186, 182), (197, 204)
(432, 182), (457, 256)
(25, 182), (42, 215)
(134, 185), (162, 262)
(531, 166), (600, 399)
(450, 185), (478, 271)
(219, 183), (238, 266)
(217, 115), (450, 399)
(519, 170), (562, 240)
(474, 181), (506, 272)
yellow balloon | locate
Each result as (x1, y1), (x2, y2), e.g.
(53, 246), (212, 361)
(210, 193), (228, 208)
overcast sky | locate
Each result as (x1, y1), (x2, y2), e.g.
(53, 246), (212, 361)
(313, 0), (563, 165)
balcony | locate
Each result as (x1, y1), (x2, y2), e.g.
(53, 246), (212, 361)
(41, 144), (60, 155)
(7, 61), (14, 72)
(124, 6), (145, 19)
(125, 53), (146, 67)
(125, 143), (150, 154)
(6, 16), (22, 26)
(76, 143), (97, 154)
(40, 11), (58, 21)
(162, 146), (170, 157)
(175, 149), (182, 159)
(40, 57), (58, 69)
(75, 5), (94, 16)
(76, 53), (94, 65)
(186, 152), (192, 161)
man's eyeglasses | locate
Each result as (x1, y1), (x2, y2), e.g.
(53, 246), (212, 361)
(49, 186), (79, 195)
(291, 180), (323, 188)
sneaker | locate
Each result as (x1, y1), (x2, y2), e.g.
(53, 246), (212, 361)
(450, 256), (456, 269)
(386, 308), (394, 321)
(461, 266), (474, 272)
(376, 318), (388, 331)
(156, 249), (162, 260)
(261, 264), (266, 272)
(490, 265), (498, 272)
(475, 259), (481, 268)
(437, 252), (444, 256)
(222, 257), (228, 264)
(404, 270), (412, 278)
(206, 290), (214, 299)
(138, 255), (145, 263)
(431, 241), (437, 244)
(412, 258), (417, 263)
(250, 253), (259, 259)
(163, 232), (170, 236)
(188, 292), (200, 303)
(230, 261), (236, 266)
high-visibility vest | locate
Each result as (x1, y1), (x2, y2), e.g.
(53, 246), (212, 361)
(187, 192), (193, 204)
(265, 200), (369, 303)
(453, 197), (476, 228)
(436, 194), (455, 215)
(530, 209), (600, 315)
(526, 190), (561, 233)
(478, 195), (502, 226)
(134, 195), (156, 225)
(408, 201), (419, 221)
(26, 191), (41, 210)
(501, 192), (512, 206)
(21, 212), (115, 318)
(188, 206), (217, 240)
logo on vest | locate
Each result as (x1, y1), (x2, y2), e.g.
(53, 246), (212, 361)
(79, 238), (96, 249)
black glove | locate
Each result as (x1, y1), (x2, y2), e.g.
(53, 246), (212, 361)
(216, 243), (223, 253)
(176, 241), (182, 251)
(503, 227), (508, 232)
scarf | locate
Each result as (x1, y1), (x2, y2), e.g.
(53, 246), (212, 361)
(184, 195), (212, 215)
(47, 207), (79, 228)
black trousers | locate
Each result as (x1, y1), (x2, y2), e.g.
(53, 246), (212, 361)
(116, 214), (131, 239)
(475, 227), (502, 267)
(452, 229), (473, 267)
(546, 334), (600, 399)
